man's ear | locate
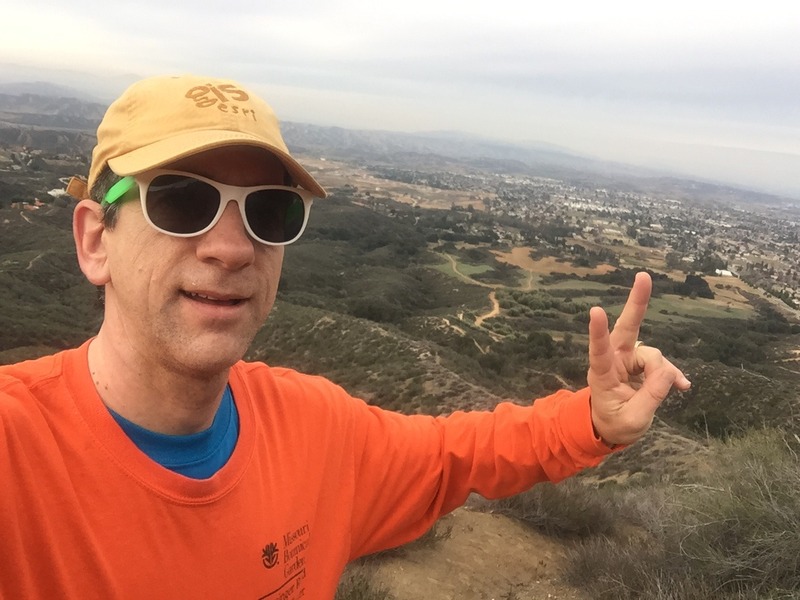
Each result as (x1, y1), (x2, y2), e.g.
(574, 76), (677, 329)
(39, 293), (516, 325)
(73, 199), (111, 285)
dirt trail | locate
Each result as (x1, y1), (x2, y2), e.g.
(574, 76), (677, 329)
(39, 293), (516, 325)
(524, 270), (535, 291)
(531, 369), (572, 389)
(26, 252), (45, 270)
(444, 254), (494, 289)
(475, 291), (500, 327)
(373, 506), (587, 600)
(441, 317), (467, 337)
(443, 245), (620, 326)
(443, 254), (502, 333)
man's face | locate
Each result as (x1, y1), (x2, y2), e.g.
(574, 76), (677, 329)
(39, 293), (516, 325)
(100, 145), (287, 376)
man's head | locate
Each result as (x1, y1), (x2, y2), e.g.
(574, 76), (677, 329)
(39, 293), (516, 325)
(71, 75), (325, 377)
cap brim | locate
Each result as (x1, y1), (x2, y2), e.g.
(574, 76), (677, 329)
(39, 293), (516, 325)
(107, 129), (327, 198)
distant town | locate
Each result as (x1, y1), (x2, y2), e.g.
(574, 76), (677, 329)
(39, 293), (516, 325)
(321, 163), (800, 310)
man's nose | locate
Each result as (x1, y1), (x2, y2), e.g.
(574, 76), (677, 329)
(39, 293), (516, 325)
(194, 200), (255, 269)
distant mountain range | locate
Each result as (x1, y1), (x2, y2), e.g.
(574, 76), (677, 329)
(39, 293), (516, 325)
(0, 82), (631, 179)
(0, 92), (105, 129)
(0, 81), (103, 102)
(0, 80), (792, 205)
(0, 63), (136, 102)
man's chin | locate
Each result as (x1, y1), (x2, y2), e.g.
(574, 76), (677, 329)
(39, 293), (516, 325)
(170, 338), (251, 378)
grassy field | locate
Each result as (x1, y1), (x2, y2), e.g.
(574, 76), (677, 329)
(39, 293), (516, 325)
(539, 279), (611, 292)
(644, 295), (752, 321)
(431, 255), (494, 278)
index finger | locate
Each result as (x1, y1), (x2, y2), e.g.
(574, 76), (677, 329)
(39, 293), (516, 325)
(609, 272), (652, 351)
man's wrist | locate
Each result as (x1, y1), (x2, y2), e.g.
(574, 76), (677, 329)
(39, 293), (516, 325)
(592, 423), (620, 450)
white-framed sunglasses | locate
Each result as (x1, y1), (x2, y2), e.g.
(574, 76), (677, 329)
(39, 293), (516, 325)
(104, 170), (315, 246)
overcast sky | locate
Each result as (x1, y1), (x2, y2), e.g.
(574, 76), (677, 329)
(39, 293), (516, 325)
(2, 0), (799, 196)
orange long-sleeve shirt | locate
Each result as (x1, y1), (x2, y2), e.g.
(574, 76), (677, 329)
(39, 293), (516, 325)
(0, 342), (613, 599)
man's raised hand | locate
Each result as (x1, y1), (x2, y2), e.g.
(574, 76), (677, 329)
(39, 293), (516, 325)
(587, 272), (691, 446)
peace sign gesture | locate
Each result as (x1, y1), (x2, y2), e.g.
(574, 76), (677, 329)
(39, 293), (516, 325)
(587, 272), (691, 446)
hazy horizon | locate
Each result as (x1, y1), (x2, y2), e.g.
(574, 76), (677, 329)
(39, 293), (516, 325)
(2, 0), (798, 198)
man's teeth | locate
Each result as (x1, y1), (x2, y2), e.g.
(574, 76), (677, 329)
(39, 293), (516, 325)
(186, 292), (241, 305)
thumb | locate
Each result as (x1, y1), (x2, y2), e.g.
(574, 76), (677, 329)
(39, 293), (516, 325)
(636, 366), (678, 413)
(598, 367), (678, 446)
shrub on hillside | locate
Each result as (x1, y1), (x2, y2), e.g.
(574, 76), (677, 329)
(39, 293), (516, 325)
(563, 428), (800, 599)
(349, 297), (406, 324)
(488, 479), (618, 538)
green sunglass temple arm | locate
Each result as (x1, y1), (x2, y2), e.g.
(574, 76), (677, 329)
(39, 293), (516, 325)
(104, 176), (137, 205)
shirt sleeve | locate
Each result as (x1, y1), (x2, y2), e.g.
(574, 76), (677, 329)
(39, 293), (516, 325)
(346, 386), (614, 558)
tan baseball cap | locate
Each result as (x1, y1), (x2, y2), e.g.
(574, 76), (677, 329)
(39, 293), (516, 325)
(70, 74), (326, 200)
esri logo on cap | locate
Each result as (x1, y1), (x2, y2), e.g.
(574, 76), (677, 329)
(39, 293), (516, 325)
(185, 83), (249, 107)
(185, 84), (257, 121)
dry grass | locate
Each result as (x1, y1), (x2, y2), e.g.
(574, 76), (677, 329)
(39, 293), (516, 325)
(562, 428), (800, 599)
(493, 246), (616, 277)
(488, 479), (618, 538)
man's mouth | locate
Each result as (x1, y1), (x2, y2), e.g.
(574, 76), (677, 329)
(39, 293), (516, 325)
(182, 291), (245, 306)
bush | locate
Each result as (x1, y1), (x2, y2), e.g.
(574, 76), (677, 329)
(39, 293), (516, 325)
(677, 429), (800, 593)
(563, 428), (800, 599)
(349, 297), (406, 324)
(488, 478), (617, 538)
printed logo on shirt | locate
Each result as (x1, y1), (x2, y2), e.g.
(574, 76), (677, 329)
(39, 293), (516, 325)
(262, 542), (279, 569)
(282, 523), (309, 580)
(257, 522), (311, 599)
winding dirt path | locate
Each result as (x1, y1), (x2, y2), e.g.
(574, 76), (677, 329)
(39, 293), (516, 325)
(26, 252), (45, 270)
(532, 369), (572, 389)
(524, 269), (534, 291)
(474, 291), (500, 327)
(444, 254), (504, 331)
(444, 254), (494, 289)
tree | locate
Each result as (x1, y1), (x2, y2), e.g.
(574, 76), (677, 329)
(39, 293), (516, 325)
(694, 250), (726, 274)
(666, 251), (684, 271)
(675, 275), (714, 299)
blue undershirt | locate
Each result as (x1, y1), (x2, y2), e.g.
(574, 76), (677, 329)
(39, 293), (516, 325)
(108, 386), (239, 479)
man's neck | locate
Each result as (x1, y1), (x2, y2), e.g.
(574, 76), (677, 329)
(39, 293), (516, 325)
(87, 331), (230, 435)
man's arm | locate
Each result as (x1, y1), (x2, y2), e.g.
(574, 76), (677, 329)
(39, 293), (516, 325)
(343, 271), (689, 558)
(347, 387), (613, 558)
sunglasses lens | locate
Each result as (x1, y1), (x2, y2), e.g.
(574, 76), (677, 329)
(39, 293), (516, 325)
(145, 175), (220, 235)
(143, 174), (308, 244)
(245, 189), (306, 244)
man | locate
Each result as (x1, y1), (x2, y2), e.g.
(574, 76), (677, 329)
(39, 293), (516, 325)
(0, 74), (690, 599)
